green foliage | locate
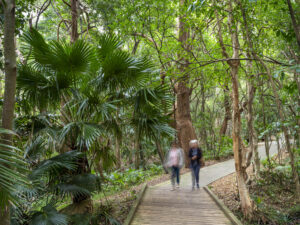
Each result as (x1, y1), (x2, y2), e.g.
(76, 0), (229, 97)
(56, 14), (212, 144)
(103, 164), (163, 192)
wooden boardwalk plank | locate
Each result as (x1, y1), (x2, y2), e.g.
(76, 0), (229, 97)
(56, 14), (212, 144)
(131, 187), (233, 225)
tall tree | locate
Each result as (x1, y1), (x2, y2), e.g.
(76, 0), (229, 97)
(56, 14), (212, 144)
(175, 0), (197, 166)
(1, 0), (17, 224)
(215, 0), (254, 217)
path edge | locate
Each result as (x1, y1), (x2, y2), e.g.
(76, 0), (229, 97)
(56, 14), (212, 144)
(124, 184), (148, 225)
(204, 186), (243, 225)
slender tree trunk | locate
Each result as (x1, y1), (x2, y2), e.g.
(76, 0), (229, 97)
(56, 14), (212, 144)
(176, 0), (197, 167)
(286, 0), (300, 49)
(215, 0), (254, 217)
(231, 65), (254, 218)
(1, 0), (16, 140)
(295, 71), (300, 148)
(220, 86), (231, 136)
(70, 0), (79, 43)
(115, 136), (121, 169)
(200, 79), (208, 150)
(0, 1), (17, 223)
(246, 80), (260, 176)
(155, 138), (168, 173)
(276, 135), (282, 164)
(261, 94), (271, 166)
(134, 137), (140, 169)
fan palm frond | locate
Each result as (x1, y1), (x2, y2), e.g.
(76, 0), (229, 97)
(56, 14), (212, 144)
(0, 128), (28, 207)
(56, 174), (101, 199)
(131, 112), (175, 140)
(93, 35), (155, 92)
(17, 64), (61, 109)
(59, 122), (103, 150)
(22, 29), (95, 76)
(29, 204), (69, 225)
(24, 136), (46, 161)
(96, 34), (123, 61)
(132, 85), (173, 114)
(29, 151), (83, 180)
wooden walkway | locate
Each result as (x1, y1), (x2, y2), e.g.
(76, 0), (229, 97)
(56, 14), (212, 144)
(131, 185), (233, 225)
(130, 142), (279, 225)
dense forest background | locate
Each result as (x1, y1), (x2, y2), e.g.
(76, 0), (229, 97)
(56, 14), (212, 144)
(0, 0), (299, 224)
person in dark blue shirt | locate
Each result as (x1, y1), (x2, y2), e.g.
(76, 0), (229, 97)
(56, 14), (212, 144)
(188, 139), (203, 190)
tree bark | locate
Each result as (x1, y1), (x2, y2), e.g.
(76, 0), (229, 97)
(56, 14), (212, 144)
(261, 92), (271, 166)
(220, 86), (231, 136)
(155, 138), (167, 173)
(176, 0), (197, 167)
(70, 0), (79, 43)
(134, 137), (140, 169)
(1, 1), (16, 223)
(115, 136), (121, 169)
(286, 0), (300, 49)
(247, 81), (260, 176)
(244, 54), (260, 176)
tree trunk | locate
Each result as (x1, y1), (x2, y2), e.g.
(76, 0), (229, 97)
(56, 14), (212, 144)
(247, 81), (260, 176)
(134, 137), (140, 169)
(215, 0), (254, 217)
(175, 82), (197, 167)
(176, 0), (197, 167)
(70, 0), (79, 43)
(286, 0), (300, 49)
(243, 53), (260, 176)
(231, 65), (254, 218)
(115, 136), (121, 169)
(0, 0), (17, 223)
(293, 66), (300, 147)
(261, 93), (271, 166)
(220, 86), (231, 136)
(276, 135), (282, 164)
(200, 79), (208, 150)
(155, 138), (168, 173)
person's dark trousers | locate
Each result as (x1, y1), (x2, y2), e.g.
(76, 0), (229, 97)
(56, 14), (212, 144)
(191, 164), (200, 188)
(171, 166), (180, 186)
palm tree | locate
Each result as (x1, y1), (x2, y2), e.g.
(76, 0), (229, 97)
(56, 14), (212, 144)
(16, 29), (174, 224)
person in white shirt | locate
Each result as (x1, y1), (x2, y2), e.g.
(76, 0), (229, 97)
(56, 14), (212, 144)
(164, 142), (184, 191)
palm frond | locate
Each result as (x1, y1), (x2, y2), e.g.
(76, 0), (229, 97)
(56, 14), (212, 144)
(29, 151), (83, 180)
(96, 34), (123, 61)
(56, 174), (101, 199)
(0, 128), (28, 207)
(59, 122), (103, 150)
(17, 64), (62, 109)
(29, 204), (69, 225)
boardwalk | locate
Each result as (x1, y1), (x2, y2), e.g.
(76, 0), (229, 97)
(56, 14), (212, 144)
(131, 186), (232, 225)
(130, 142), (278, 225)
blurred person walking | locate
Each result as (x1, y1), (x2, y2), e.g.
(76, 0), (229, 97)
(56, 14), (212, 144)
(165, 142), (184, 191)
(189, 139), (203, 190)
